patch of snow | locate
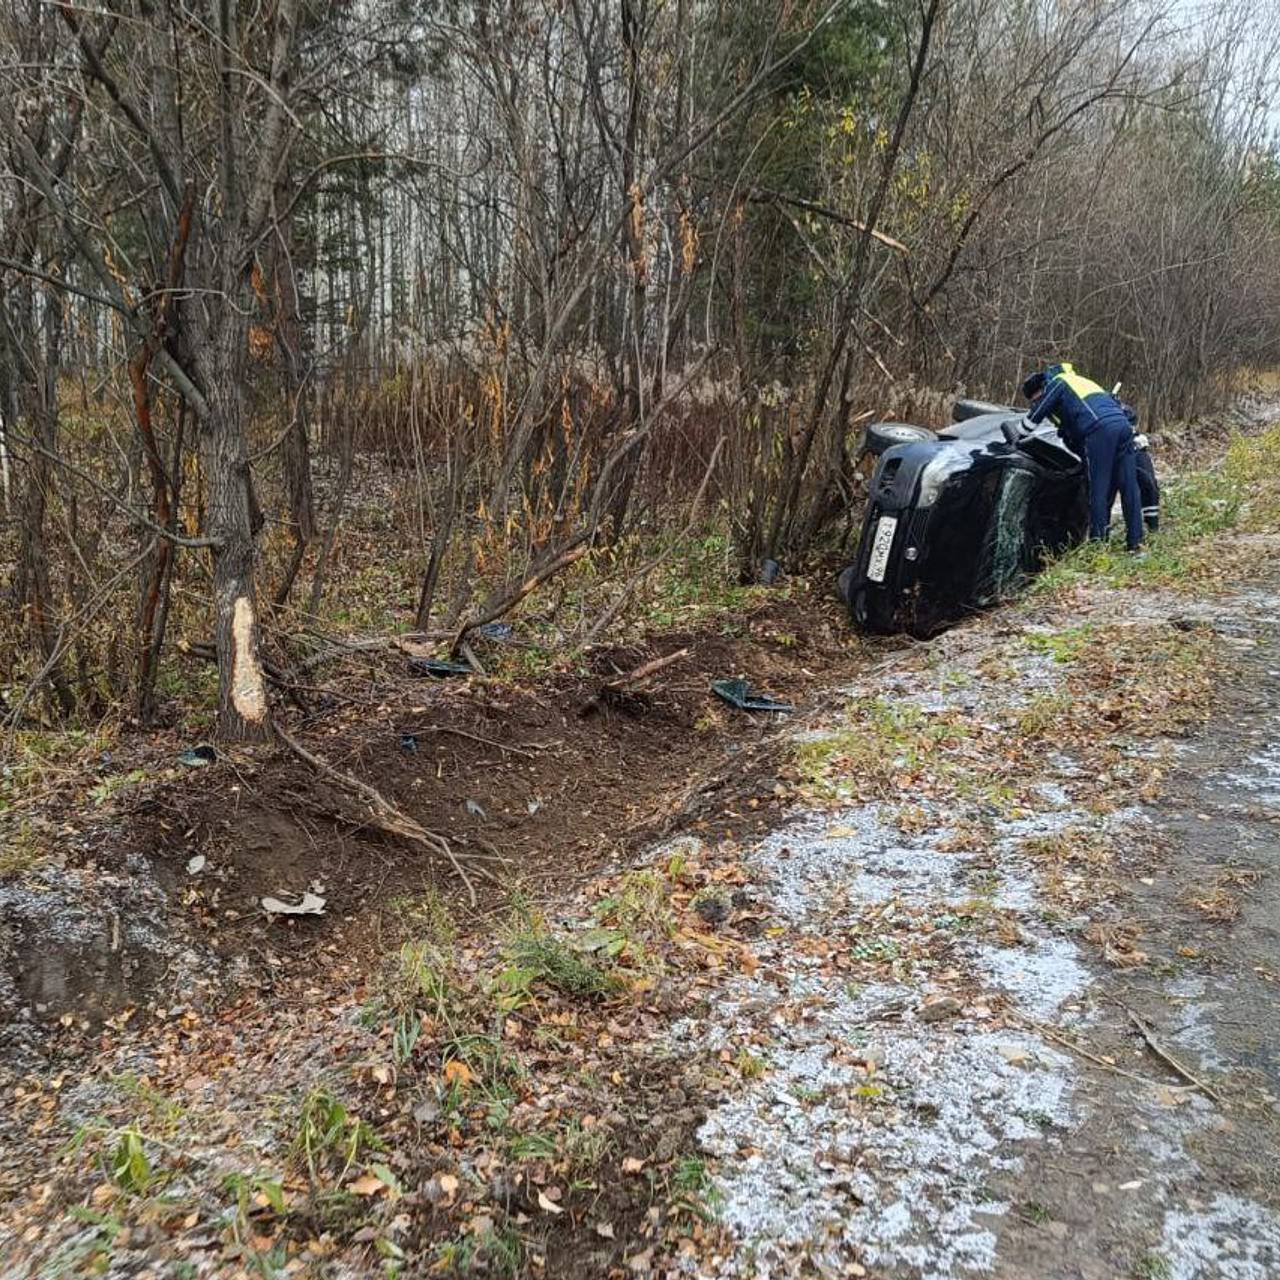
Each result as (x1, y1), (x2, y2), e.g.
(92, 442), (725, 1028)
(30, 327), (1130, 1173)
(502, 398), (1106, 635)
(1162, 1193), (1280, 1279)
(692, 970), (1075, 1280)
(748, 808), (950, 922)
(972, 934), (1091, 1022)
(1168, 1002), (1229, 1075)
(680, 785), (1099, 1277)
(1031, 780), (1072, 808)
(1228, 740), (1280, 802)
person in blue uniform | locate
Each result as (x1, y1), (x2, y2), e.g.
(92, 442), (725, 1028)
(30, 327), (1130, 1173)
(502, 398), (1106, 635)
(1118, 401), (1160, 532)
(1022, 362), (1144, 550)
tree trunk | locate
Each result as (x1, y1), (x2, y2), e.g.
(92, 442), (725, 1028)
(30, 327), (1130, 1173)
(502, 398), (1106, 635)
(17, 285), (75, 717)
(270, 190), (316, 610)
(196, 313), (271, 742)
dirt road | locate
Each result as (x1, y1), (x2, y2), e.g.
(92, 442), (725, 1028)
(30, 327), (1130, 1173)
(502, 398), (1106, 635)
(677, 566), (1280, 1279)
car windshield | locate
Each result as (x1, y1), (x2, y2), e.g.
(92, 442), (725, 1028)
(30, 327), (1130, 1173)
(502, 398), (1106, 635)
(978, 468), (1037, 601)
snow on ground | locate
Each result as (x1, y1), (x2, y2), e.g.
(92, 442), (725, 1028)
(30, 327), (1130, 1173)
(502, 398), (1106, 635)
(1161, 1195), (1280, 1280)
(677, 780), (1118, 1279)
(673, 592), (1280, 1278)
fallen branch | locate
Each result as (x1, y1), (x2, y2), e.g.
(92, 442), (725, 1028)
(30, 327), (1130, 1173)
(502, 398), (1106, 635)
(607, 647), (691, 690)
(457, 640), (486, 677)
(1006, 1012), (1166, 1090)
(579, 647), (691, 717)
(450, 535), (591, 658)
(274, 724), (492, 905)
(290, 630), (453, 674)
(1126, 1008), (1224, 1105)
(402, 723), (538, 758)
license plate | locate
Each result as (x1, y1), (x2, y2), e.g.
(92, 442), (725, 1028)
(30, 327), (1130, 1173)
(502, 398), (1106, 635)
(867, 515), (898, 583)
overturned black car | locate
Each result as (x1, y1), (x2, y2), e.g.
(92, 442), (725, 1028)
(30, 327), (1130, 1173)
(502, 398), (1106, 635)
(838, 400), (1089, 638)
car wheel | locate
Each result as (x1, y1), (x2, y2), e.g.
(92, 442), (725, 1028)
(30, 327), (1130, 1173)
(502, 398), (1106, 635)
(862, 422), (938, 456)
(952, 397), (1014, 423)
(836, 565), (857, 605)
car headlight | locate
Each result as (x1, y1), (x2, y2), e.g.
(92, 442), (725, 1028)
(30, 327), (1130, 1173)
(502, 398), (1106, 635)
(916, 452), (968, 507)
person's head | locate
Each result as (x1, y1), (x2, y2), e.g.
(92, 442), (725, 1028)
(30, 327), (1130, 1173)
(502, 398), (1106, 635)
(1021, 370), (1046, 404)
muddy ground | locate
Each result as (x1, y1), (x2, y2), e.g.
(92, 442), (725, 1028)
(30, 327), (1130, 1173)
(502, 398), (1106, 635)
(4, 428), (1280, 1278)
(0, 580), (864, 1048)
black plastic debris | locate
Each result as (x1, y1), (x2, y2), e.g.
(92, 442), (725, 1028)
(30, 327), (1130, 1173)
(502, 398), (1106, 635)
(476, 622), (514, 641)
(178, 744), (217, 767)
(693, 887), (732, 926)
(408, 656), (474, 678)
(758, 558), (782, 586)
(711, 678), (793, 714)
(400, 734), (418, 754)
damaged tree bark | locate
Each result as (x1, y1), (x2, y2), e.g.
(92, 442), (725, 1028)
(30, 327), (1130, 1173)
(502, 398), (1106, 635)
(195, 311), (272, 742)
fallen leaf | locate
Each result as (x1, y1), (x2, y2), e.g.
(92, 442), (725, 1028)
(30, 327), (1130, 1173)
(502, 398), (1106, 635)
(348, 1174), (385, 1197)
(621, 1156), (645, 1174)
(537, 1190), (564, 1215)
(443, 1060), (474, 1087)
(594, 1221), (616, 1239)
(627, 1248), (653, 1273)
(438, 1173), (460, 1201)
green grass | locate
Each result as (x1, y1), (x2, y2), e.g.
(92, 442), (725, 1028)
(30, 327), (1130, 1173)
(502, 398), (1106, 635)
(0, 728), (114, 815)
(1132, 1254), (1172, 1280)
(106, 1126), (166, 1195)
(1023, 624), (1094, 663)
(669, 1154), (724, 1222)
(505, 930), (621, 999)
(109, 1073), (186, 1136)
(793, 696), (984, 796)
(290, 1088), (378, 1183)
(0, 821), (50, 879)
(1038, 422), (1280, 592)
(594, 868), (675, 939)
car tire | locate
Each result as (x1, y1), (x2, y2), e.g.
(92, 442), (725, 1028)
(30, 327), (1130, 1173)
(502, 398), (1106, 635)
(862, 422), (938, 456)
(836, 565), (857, 605)
(952, 397), (1014, 423)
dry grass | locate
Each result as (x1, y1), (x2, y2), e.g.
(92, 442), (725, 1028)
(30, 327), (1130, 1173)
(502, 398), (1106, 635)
(1183, 868), (1261, 923)
(1084, 921), (1148, 968)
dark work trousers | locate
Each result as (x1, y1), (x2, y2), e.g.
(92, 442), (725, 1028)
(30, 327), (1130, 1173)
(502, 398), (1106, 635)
(1082, 416), (1144, 549)
(1136, 450), (1159, 531)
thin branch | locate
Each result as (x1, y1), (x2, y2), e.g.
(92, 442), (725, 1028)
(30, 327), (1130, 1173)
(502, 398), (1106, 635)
(56, 0), (184, 209)
(745, 186), (910, 254)
(449, 537), (591, 657)
(5, 539), (158, 739)
(8, 429), (222, 549)
(274, 724), (491, 905)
